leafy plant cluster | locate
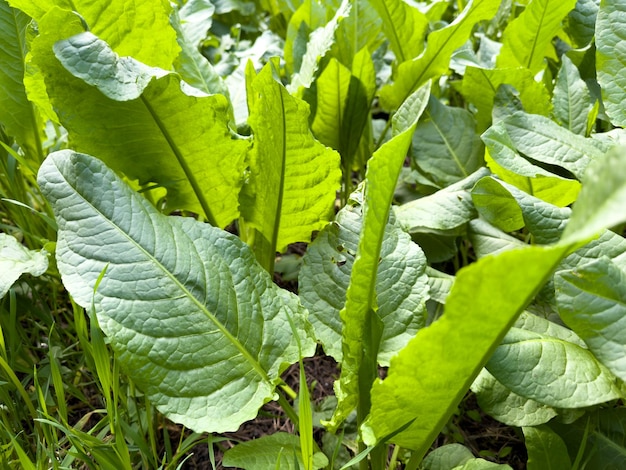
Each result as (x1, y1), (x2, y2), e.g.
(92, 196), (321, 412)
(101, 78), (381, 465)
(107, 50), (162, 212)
(3, 0), (626, 468)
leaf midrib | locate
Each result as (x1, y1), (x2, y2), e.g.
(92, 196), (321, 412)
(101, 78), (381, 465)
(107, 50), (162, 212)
(56, 158), (272, 385)
(140, 94), (219, 227)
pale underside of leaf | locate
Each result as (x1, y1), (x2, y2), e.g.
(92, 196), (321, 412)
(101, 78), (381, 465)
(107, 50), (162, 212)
(37, 150), (315, 433)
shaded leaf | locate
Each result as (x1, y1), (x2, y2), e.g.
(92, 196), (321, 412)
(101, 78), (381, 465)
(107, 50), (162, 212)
(524, 425), (572, 470)
(223, 433), (328, 470)
(549, 409), (626, 469)
(564, 0), (599, 47)
(37, 150), (316, 433)
(411, 96), (484, 188)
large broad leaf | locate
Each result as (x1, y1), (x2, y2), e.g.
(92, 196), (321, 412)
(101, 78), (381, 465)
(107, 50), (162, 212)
(461, 66), (552, 131)
(9, 0), (178, 69)
(496, 0), (578, 73)
(596, 0), (626, 127)
(524, 425), (572, 470)
(378, 0), (500, 111)
(361, 144), (626, 458)
(299, 191), (428, 366)
(565, 0), (599, 47)
(32, 22), (248, 228)
(328, 83), (431, 430)
(394, 168), (489, 236)
(411, 96), (484, 188)
(37, 150), (317, 433)
(312, 48), (375, 187)
(549, 409), (626, 469)
(0, 233), (48, 299)
(242, 63), (341, 273)
(552, 55), (594, 135)
(486, 327), (621, 408)
(222, 433), (328, 470)
(362, 244), (571, 454)
(496, 111), (607, 179)
(0, 0), (45, 159)
(369, 0), (428, 63)
(556, 257), (626, 381)
(472, 369), (558, 427)
(472, 177), (571, 244)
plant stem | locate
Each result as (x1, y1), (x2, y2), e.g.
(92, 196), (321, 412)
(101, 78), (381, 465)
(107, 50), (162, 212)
(277, 391), (299, 428)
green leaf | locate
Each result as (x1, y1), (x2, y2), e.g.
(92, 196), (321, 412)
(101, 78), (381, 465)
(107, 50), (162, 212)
(596, 0), (626, 127)
(422, 444), (473, 470)
(332, 0), (384, 68)
(299, 191), (429, 366)
(242, 63), (341, 272)
(549, 409), (626, 469)
(411, 96), (484, 188)
(0, 0), (45, 159)
(170, 4), (230, 98)
(562, 146), (626, 242)
(524, 425), (572, 470)
(328, 82), (430, 429)
(10, 0), (179, 69)
(564, 0), (599, 47)
(37, 150), (316, 433)
(369, 0), (429, 63)
(553, 55), (594, 135)
(496, 0), (578, 73)
(311, 58), (351, 152)
(364, 146), (626, 457)
(471, 177), (525, 233)
(34, 25), (248, 227)
(497, 111), (607, 179)
(287, 0), (351, 95)
(483, 123), (581, 206)
(461, 66), (551, 131)
(177, 0), (215, 47)
(362, 244), (571, 454)
(0, 233), (48, 299)
(311, 49), (375, 184)
(379, 0), (500, 111)
(556, 257), (626, 381)
(222, 432), (329, 469)
(472, 369), (558, 427)
(394, 168), (489, 235)
(472, 177), (571, 244)
(486, 327), (621, 408)
(468, 219), (525, 258)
